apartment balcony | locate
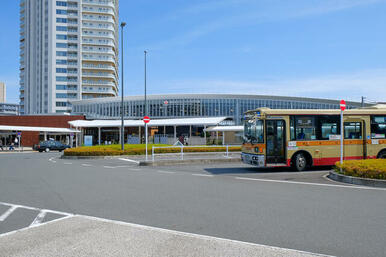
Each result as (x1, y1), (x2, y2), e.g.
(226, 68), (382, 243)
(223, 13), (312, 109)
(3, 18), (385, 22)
(82, 33), (115, 41)
(20, 86), (24, 91)
(82, 80), (116, 87)
(82, 55), (116, 63)
(82, 63), (116, 71)
(82, 16), (115, 24)
(82, 23), (115, 31)
(82, 7), (115, 16)
(67, 54), (78, 60)
(82, 0), (115, 8)
(81, 39), (115, 47)
(82, 72), (116, 79)
(82, 48), (115, 56)
(20, 93), (24, 99)
(82, 87), (116, 95)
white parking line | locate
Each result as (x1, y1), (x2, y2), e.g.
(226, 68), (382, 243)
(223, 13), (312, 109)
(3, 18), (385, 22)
(157, 170), (175, 174)
(103, 165), (135, 169)
(30, 210), (47, 227)
(118, 158), (140, 164)
(192, 173), (214, 177)
(63, 162), (72, 165)
(0, 205), (18, 221)
(81, 164), (92, 167)
(235, 177), (386, 191)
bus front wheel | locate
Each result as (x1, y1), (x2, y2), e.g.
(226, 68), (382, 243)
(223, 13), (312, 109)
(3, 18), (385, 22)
(294, 153), (307, 171)
(378, 150), (386, 159)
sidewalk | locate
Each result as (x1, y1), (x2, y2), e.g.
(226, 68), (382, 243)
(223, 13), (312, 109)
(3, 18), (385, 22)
(0, 147), (34, 153)
(0, 215), (328, 257)
(63, 152), (242, 166)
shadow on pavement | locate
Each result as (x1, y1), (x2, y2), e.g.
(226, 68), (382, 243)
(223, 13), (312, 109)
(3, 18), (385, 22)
(204, 166), (332, 175)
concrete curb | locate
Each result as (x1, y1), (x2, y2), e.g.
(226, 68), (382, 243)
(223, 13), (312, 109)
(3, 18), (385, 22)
(61, 155), (112, 160)
(139, 158), (241, 166)
(328, 170), (386, 188)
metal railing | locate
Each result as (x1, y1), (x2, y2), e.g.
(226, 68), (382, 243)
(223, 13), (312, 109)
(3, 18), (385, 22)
(151, 145), (231, 162)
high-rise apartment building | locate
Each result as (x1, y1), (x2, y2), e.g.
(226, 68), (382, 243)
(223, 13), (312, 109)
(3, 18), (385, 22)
(20, 0), (119, 114)
(0, 82), (5, 103)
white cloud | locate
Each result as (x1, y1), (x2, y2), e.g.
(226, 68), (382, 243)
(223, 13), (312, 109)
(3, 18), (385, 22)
(154, 69), (386, 103)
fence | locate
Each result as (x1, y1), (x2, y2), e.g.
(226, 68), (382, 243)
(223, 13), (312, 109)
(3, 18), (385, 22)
(151, 145), (233, 161)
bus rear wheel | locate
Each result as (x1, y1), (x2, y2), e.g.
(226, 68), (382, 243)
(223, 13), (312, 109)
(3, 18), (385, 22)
(294, 153), (307, 171)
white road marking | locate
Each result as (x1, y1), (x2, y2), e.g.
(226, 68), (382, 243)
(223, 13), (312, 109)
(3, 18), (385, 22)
(235, 177), (386, 191)
(104, 165), (138, 169)
(81, 164), (92, 167)
(0, 216), (73, 238)
(129, 168), (141, 171)
(63, 162), (72, 165)
(192, 173), (214, 177)
(118, 158), (140, 164)
(157, 170), (175, 174)
(0, 205), (18, 221)
(48, 157), (56, 163)
(30, 210), (47, 227)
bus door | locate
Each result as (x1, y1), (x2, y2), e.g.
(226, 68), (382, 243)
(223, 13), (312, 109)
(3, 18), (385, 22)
(266, 120), (286, 164)
(343, 120), (366, 160)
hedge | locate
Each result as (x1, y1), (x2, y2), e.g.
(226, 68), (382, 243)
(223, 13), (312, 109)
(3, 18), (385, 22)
(64, 144), (241, 156)
(334, 159), (386, 180)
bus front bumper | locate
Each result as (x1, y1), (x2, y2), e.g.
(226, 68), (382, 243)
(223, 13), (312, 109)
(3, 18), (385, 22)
(241, 153), (265, 167)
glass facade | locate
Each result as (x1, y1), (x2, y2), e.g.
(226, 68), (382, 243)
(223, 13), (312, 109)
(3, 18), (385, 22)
(71, 94), (363, 125)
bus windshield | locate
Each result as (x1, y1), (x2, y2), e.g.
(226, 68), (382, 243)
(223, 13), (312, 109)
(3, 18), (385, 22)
(244, 119), (264, 144)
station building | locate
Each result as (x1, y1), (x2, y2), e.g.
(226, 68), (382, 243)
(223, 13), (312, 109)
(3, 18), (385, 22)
(71, 94), (363, 125)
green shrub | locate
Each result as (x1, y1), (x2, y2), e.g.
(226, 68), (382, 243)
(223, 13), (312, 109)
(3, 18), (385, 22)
(334, 159), (386, 180)
(64, 144), (241, 156)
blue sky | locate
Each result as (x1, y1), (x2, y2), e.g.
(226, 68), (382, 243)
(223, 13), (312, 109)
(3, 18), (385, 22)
(1, 0), (386, 104)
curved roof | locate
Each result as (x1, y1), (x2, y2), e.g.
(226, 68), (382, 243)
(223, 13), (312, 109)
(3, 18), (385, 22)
(69, 117), (227, 128)
(71, 93), (363, 106)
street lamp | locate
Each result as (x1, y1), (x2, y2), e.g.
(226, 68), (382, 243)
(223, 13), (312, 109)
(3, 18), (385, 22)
(144, 50), (148, 160)
(120, 22), (126, 151)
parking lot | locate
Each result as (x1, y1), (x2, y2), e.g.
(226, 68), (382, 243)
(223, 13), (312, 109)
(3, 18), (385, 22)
(0, 152), (385, 257)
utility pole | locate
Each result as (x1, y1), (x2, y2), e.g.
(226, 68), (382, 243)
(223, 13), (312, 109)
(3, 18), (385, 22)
(361, 96), (365, 107)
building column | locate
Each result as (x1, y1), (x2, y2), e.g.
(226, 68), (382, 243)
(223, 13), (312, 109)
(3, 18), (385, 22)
(204, 125), (207, 145)
(138, 126), (141, 144)
(189, 125), (192, 140)
(44, 132), (47, 141)
(216, 131), (219, 144)
(119, 126), (122, 145)
(163, 125), (166, 136)
(98, 127), (101, 145)
(222, 131), (225, 146)
(174, 125), (177, 142)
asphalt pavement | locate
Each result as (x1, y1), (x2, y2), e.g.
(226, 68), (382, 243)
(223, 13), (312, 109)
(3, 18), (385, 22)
(0, 152), (385, 257)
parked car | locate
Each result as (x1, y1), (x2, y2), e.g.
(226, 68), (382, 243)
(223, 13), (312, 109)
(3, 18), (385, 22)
(34, 140), (70, 152)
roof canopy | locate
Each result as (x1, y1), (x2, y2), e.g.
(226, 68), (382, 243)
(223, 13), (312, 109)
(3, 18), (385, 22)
(205, 126), (244, 132)
(69, 117), (228, 128)
(0, 125), (80, 133)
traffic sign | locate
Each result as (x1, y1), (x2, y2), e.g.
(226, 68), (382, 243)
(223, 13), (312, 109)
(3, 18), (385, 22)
(340, 100), (346, 111)
(17, 132), (21, 136)
(164, 100), (168, 105)
(143, 116), (150, 124)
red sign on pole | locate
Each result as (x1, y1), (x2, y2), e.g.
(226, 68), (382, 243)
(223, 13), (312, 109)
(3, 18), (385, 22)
(143, 116), (150, 124)
(340, 100), (346, 111)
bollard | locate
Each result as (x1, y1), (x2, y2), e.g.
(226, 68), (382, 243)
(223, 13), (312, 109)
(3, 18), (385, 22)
(181, 146), (184, 160)
(152, 146), (155, 162)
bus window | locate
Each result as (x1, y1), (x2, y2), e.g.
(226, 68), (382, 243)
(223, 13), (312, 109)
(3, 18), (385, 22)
(244, 119), (264, 143)
(290, 116), (316, 140)
(344, 122), (362, 139)
(371, 116), (386, 139)
(318, 116), (340, 140)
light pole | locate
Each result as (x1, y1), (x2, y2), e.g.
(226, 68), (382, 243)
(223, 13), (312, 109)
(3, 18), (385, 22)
(144, 50), (148, 160)
(120, 22), (126, 151)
